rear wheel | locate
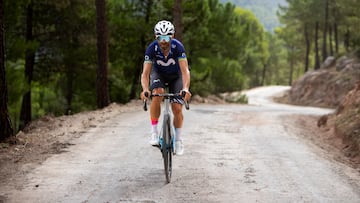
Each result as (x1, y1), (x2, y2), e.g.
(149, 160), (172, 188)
(162, 115), (172, 183)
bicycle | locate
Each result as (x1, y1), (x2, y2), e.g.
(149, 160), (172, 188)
(143, 90), (189, 183)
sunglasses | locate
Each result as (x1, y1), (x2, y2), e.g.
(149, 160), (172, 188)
(156, 35), (172, 42)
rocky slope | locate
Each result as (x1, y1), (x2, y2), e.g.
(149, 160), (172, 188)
(286, 53), (360, 164)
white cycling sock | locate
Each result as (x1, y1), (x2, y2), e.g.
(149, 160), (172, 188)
(175, 128), (182, 141)
(151, 124), (158, 134)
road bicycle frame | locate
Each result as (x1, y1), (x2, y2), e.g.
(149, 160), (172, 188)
(143, 90), (188, 183)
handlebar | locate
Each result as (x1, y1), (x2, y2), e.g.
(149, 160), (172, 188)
(143, 92), (190, 111)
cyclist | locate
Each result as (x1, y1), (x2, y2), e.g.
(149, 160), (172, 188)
(140, 20), (191, 155)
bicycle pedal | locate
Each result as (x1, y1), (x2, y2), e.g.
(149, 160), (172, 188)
(152, 144), (161, 149)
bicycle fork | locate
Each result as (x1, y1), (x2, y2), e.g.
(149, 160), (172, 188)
(159, 116), (176, 154)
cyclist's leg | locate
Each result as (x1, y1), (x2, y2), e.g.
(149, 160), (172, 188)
(169, 74), (184, 130)
(171, 103), (183, 129)
(172, 101), (185, 155)
(150, 71), (165, 120)
(149, 71), (165, 144)
(169, 74), (185, 154)
(169, 75), (185, 155)
(150, 87), (164, 121)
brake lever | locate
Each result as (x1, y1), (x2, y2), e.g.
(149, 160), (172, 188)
(181, 91), (190, 110)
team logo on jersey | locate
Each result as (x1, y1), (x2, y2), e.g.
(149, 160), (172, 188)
(145, 55), (150, 61)
(156, 59), (176, 66)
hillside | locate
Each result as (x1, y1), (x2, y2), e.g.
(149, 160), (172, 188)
(221, 0), (287, 31)
(276, 53), (360, 166)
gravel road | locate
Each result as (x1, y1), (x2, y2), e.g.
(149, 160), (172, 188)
(1, 86), (359, 203)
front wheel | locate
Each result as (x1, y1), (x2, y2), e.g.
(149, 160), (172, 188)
(162, 114), (172, 183)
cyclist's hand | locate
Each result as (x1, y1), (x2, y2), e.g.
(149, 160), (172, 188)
(180, 89), (192, 101)
(140, 90), (150, 100)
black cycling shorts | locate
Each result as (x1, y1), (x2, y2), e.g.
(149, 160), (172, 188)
(150, 71), (184, 104)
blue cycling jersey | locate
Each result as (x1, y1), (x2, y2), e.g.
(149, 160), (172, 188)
(144, 39), (187, 74)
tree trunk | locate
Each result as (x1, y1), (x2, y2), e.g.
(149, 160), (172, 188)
(173, 0), (182, 41)
(329, 24), (333, 56)
(288, 46), (295, 86)
(322, 0), (329, 62)
(129, 0), (153, 100)
(19, 3), (35, 130)
(334, 22), (339, 54)
(0, 0), (14, 140)
(95, 0), (110, 108)
(289, 58), (294, 86)
(304, 23), (310, 73)
(344, 28), (350, 52)
(314, 22), (320, 70)
(261, 64), (267, 86)
(65, 64), (74, 115)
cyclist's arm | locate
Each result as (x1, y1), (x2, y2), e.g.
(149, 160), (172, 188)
(141, 62), (152, 99)
(179, 58), (191, 102)
(179, 59), (190, 91)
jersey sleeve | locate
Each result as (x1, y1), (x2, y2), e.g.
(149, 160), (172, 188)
(176, 41), (187, 60)
(144, 42), (155, 64)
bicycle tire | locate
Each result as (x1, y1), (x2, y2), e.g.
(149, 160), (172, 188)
(162, 114), (172, 183)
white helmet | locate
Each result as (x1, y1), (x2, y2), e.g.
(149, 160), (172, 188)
(154, 20), (175, 35)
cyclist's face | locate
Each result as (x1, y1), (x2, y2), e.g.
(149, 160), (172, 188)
(156, 35), (172, 50)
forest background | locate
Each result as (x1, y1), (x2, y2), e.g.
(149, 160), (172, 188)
(1, 0), (360, 137)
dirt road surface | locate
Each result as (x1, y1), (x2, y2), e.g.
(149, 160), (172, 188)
(1, 86), (360, 203)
